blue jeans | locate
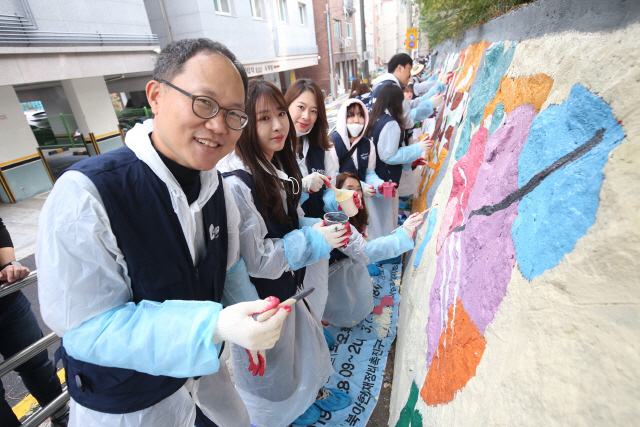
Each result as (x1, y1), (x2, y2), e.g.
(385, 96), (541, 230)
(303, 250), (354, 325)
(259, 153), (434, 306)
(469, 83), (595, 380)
(0, 291), (63, 427)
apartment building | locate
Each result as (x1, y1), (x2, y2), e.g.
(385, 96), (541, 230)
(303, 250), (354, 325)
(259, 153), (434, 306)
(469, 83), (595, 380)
(295, 0), (358, 98)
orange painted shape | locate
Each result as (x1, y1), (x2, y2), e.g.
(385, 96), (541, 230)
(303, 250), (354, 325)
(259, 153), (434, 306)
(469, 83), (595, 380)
(456, 41), (488, 93)
(412, 148), (448, 214)
(483, 74), (554, 122)
(421, 299), (486, 406)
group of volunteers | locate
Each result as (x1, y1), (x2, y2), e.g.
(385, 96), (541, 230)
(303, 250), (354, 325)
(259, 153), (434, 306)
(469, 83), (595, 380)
(35, 38), (451, 427)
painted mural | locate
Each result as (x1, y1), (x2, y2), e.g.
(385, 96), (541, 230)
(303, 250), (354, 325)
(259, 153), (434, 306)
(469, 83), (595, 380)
(391, 21), (639, 426)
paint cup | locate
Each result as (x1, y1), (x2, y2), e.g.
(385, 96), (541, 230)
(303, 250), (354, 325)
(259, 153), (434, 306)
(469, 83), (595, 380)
(324, 211), (349, 226)
(333, 188), (359, 217)
(381, 182), (395, 199)
(324, 212), (350, 249)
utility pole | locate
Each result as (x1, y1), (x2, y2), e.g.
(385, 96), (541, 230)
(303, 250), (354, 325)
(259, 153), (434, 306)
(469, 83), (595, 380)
(359, 0), (369, 82)
(325, 3), (336, 100)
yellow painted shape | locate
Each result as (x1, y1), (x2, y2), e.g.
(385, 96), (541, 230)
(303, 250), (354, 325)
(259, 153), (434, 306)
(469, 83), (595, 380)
(0, 153), (40, 167)
(483, 74), (554, 122)
(12, 369), (65, 419)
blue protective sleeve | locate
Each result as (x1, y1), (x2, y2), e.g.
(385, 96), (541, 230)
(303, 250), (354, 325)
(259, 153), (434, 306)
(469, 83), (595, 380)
(221, 257), (259, 306)
(282, 226), (332, 271)
(365, 169), (385, 198)
(410, 100), (435, 123)
(63, 299), (223, 377)
(323, 188), (339, 213)
(402, 162), (412, 171)
(427, 74), (438, 85)
(299, 217), (322, 228)
(420, 83), (446, 102)
(299, 191), (310, 205)
(384, 143), (423, 166)
(365, 228), (415, 263)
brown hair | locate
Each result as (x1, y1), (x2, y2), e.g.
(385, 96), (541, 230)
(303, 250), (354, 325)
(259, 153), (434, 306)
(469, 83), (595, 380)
(349, 78), (361, 98)
(335, 172), (368, 232)
(346, 102), (365, 122)
(355, 83), (371, 96)
(235, 80), (302, 225)
(284, 79), (331, 151)
(365, 84), (405, 138)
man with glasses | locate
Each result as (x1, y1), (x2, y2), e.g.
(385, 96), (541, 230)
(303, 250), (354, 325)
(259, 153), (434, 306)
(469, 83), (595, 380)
(36, 38), (290, 427)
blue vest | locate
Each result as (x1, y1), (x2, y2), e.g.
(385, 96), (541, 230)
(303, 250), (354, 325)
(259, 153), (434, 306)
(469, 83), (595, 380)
(222, 170), (306, 301)
(59, 146), (228, 414)
(331, 131), (370, 182)
(300, 143), (327, 219)
(372, 114), (403, 185)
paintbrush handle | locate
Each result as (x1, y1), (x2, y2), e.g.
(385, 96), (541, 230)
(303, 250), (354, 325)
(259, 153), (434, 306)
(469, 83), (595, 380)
(254, 298), (297, 322)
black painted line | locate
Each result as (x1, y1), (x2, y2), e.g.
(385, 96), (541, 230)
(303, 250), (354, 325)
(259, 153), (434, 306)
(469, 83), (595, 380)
(467, 128), (606, 220)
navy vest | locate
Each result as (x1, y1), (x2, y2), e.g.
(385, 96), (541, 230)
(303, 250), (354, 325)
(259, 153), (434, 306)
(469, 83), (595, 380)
(300, 143), (327, 219)
(59, 146), (228, 414)
(372, 114), (403, 186)
(331, 131), (370, 182)
(222, 170), (306, 301)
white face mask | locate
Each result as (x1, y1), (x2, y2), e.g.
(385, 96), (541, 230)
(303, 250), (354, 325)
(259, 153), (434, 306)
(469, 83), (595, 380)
(347, 123), (364, 137)
(296, 128), (312, 138)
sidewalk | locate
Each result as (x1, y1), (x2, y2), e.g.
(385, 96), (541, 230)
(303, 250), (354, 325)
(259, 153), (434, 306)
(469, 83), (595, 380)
(325, 92), (350, 111)
(0, 191), (49, 260)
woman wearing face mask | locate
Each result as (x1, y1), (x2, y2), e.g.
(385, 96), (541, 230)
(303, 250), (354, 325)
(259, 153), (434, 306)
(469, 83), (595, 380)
(218, 80), (351, 427)
(284, 79), (335, 220)
(322, 172), (426, 327)
(324, 99), (382, 212)
(365, 84), (432, 242)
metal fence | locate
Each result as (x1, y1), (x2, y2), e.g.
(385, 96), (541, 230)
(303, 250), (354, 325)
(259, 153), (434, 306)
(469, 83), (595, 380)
(0, 272), (69, 427)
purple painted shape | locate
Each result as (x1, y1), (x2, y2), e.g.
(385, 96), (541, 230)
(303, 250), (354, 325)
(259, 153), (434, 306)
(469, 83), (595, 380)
(425, 105), (537, 369)
(436, 127), (489, 253)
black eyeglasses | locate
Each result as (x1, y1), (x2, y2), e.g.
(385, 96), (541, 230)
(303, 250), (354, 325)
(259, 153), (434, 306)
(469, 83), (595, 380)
(158, 80), (249, 130)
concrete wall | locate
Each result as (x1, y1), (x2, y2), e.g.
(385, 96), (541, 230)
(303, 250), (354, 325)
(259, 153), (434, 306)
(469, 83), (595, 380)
(1, 0), (153, 35)
(390, 0), (640, 425)
(0, 86), (40, 163)
(145, 0), (318, 62)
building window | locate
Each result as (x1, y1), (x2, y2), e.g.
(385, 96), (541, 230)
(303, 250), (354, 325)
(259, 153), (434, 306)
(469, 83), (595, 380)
(251, 0), (263, 18)
(346, 22), (352, 38)
(278, 0), (288, 22)
(298, 3), (306, 25)
(333, 19), (342, 38)
(214, 0), (231, 14)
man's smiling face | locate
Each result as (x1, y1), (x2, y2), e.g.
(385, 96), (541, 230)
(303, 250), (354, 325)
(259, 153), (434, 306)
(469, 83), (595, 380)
(147, 53), (246, 171)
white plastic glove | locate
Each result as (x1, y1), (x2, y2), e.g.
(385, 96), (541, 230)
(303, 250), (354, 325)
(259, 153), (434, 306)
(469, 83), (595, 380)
(402, 211), (426, 239)
(362, 182), (376, 198)
(211, 297), (291, 350)
(301, 172), (331, 193)
(417, 136), (434, 152)
(430, 94), (444, 109)
(313, 220), (351, 249)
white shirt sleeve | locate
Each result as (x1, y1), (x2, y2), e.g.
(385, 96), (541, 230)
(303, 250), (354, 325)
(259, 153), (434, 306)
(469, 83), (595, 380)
(37, 171), (132, 335)
(377, 121), (403, 163)
(367, 139), (377, 170)
(222, 175), (291, 279)
(324, 149), (337, 180)
(328, 146), (340, 179)
(223, 179), (241, 270)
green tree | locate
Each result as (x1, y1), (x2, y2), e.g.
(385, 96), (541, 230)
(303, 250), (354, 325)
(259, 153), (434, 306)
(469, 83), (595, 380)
(418, 0), (532, 47)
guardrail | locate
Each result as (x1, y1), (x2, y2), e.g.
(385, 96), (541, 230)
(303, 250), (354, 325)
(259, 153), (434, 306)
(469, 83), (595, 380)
(0, 271), (69, 426)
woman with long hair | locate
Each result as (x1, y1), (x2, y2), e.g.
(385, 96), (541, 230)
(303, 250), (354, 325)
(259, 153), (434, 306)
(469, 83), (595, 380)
(364, 84), (431, 241)
(353, 82), (372, 104)
(218, 80), (351, 427)
(322, 172), (426, 327)
(284, 78), (335, 220)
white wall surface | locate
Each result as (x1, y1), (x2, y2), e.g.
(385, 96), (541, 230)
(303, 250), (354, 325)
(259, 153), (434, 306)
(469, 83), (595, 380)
(62, 77), (120, 137)
(0, 86), (39, 163)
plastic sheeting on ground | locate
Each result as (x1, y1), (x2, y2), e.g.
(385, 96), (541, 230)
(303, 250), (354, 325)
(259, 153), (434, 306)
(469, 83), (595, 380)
(310, 262), (401, 427)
